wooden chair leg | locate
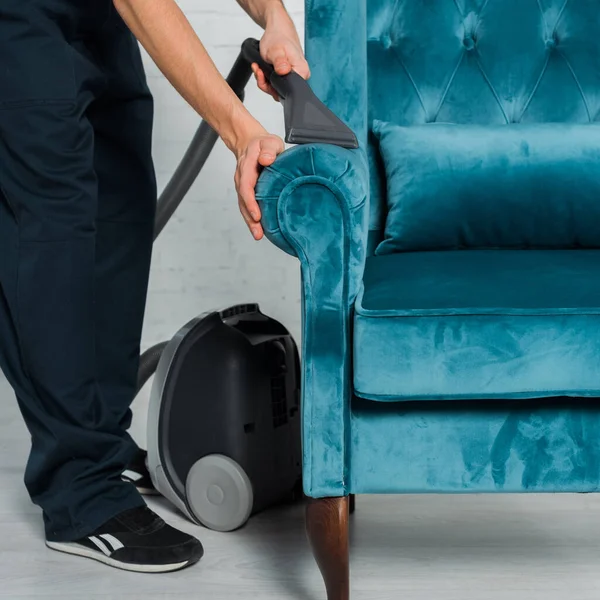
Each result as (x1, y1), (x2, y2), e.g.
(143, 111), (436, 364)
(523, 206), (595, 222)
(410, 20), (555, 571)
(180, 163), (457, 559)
(349, 494), (356, 515)
(306, 497), (350, 600)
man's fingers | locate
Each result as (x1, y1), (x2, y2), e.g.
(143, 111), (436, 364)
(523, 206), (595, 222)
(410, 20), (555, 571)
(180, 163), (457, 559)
(257, 137), (284, 167)
(239, 178), (260, 223)
(285, 45), (310, 80)
(274, 57), (291, 75)
(237, 164), (263, 240)
(238, 195), (253, 224)
(252, 64), (280, 101)
(235, 135), (283, 239)
(239, 198), (264, 240)
(268, 45), (310, 80)
(265, 46), (291, 76)
(294, 60), (311, 80)
(238, 196), (263, 240)
(252, 64), (268, 89)
(238, 153), (262, 222)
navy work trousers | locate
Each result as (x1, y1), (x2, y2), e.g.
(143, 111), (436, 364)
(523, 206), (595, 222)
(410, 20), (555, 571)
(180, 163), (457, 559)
(0, 2), (155, 540)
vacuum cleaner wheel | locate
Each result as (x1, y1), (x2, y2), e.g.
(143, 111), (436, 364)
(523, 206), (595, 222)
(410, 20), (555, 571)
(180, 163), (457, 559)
(185, 454), (254, 532)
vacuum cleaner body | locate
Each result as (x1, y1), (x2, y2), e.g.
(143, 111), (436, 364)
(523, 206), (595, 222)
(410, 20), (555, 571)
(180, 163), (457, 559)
(147, 304), (302, 531)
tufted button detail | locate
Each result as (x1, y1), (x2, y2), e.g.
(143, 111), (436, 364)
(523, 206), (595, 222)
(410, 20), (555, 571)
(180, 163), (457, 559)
(545, 32), (558, 50)
(462, 11), (479, 52)
(381, 34), (392, 49)
(463, 34), (476, 51)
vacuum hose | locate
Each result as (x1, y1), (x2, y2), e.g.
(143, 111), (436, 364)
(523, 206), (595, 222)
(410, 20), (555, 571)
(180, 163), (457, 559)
(137, 52), (253, 393)
(137, 341), (169, 393)
(153, 53), (253, 239)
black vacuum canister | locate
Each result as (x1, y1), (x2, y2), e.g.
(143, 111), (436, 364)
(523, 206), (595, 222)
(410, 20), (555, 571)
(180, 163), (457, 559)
(146, 304), (302, 531)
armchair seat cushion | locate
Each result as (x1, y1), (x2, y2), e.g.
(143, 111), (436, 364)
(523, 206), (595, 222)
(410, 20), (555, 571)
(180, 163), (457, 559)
(354, 250), (600, 401)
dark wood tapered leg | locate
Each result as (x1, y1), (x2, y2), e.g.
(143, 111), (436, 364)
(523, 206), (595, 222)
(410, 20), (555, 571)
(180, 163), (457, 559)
(306, 497), (349, 600)
(349, 494), (356, 515)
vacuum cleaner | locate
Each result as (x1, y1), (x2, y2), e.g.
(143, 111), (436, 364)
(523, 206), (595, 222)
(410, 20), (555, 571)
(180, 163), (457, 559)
(139, 38), (358, 532)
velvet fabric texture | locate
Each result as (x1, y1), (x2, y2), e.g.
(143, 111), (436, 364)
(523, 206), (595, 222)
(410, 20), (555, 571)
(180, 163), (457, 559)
(256, 0), (600, 497)
(355, 250), (600, 400)
(373, 122), (600, 253)
(366, 0), (600, 242)
(350, 397), (600, 493)
(255, 144), (369, 496)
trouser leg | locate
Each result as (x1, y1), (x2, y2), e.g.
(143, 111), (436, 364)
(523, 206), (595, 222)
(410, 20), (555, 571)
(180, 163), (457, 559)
(88, 16), (157, 451)
(0, 101), (145, 543)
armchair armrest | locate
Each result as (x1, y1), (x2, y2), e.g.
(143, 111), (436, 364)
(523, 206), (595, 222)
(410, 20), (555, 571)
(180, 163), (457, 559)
(255, 143), (369, 497)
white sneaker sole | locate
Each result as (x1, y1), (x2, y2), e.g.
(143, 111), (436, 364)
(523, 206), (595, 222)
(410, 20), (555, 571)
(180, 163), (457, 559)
(46, 541), (191, 573)
(137, 486), (161, 496)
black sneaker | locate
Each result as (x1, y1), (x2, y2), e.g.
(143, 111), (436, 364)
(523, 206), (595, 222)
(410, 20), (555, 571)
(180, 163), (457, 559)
(46, 506), (203, 573)
(122, 448), (159, 496)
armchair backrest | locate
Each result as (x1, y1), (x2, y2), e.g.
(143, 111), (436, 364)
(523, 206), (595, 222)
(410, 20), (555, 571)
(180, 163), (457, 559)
(305, 0), (600, 252)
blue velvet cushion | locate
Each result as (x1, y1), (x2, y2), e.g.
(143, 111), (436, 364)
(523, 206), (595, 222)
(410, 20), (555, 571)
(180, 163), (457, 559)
(372, 121), (600, 253)
(354, 249), (600, 401)
(364, 1), (600, 243)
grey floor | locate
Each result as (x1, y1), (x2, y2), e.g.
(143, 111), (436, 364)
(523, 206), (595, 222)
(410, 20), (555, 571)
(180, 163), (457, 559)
(2, 375), (600, 599)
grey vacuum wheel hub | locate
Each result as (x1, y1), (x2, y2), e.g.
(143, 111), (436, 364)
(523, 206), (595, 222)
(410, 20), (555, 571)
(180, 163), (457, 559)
(186, 454), (254, 532)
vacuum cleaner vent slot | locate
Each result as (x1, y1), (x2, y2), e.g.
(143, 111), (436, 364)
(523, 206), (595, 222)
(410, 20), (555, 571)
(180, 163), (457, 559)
(221, 304), (258, 320)
(271, 376), (288, 428)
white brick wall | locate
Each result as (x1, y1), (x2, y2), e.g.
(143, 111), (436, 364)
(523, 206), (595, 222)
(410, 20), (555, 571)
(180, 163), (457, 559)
(141, 1), (305, 351)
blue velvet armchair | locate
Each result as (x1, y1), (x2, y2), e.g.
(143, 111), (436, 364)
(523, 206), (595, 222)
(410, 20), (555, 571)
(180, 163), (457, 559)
(256, 2), (600, 598)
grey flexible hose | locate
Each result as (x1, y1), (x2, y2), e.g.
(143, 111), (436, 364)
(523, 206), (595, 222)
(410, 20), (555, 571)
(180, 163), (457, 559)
(153, 120), (218, 240)
(137, 52), (254, 392)
(137, 341), (169, 395)
(153, 53), (253, 240)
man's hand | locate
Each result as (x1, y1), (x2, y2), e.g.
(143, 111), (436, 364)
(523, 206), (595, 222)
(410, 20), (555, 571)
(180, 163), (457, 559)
(236, 1), (309, 99)
(242, 1), (309, 100)
(234, 131), (285, 239)
(252, 29), (310, 100)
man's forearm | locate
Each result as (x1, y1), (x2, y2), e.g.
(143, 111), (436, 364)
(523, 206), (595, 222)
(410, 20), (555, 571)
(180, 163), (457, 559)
(235, 0), (286, 29)
(114, 0), (263, 155)
(236, 0), (300, 46)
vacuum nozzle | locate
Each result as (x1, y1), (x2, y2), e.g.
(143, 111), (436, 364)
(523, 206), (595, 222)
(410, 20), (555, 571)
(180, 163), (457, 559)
(241, 38), (359, 150)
